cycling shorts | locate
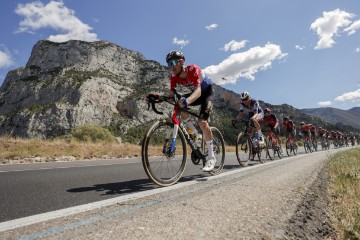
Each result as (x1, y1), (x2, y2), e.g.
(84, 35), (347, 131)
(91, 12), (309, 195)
(184, 84), (213, 121)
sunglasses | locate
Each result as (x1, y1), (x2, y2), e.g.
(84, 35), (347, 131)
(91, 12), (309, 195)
(168, 60), (178, 67)
(242, 97), (249, 101)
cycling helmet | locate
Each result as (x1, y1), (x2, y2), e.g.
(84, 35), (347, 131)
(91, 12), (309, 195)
(240, 91), (250, 100)
(319, 127), (322, 129)
(283, 116), (289, 121)
(166, 50), (185, 63)
(300, 122), (305, 125)
(264, 108), (271, 115)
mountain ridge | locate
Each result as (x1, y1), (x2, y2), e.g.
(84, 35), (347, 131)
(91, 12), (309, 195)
(0, 40), (357, 144)
(301, 107), (360, 130)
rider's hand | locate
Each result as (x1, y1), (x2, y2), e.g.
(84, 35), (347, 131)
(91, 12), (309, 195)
(232, 119), (239, 125)
(179, 97), (188, 108)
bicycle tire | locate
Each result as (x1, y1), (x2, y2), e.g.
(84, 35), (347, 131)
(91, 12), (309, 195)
(259, 137), (269, 163)
(304, 140), (309, 153)
(207, 127), (225, 176)
(292, 142), (298, 155)
(285, 139), (291, 156)
(236, 132), (251, 167)
(267, 137), (274, 160)
(142, 121), (187, 187)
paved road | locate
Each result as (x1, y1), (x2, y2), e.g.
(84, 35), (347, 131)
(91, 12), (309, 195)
(0, 146), (311, 223)
(1, 147), (350, 239)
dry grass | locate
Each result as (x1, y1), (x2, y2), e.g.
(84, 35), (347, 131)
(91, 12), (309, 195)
(326, 148), (360, 239)
(0, 136), (141, 160)
(0, 136), (236, 161)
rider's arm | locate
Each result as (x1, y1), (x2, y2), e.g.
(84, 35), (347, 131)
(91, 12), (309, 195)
(186, 87), (201, 105)
(236, 111), (244, 121)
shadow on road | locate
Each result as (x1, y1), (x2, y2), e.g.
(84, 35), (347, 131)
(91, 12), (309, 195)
(67, 174), (208, 196)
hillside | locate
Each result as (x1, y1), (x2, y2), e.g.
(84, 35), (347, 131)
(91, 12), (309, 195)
(0, 39), (356, 145)
(301, 107), (360, 130)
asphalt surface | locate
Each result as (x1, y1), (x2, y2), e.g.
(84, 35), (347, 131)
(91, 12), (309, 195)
(0, 146), (354, 239)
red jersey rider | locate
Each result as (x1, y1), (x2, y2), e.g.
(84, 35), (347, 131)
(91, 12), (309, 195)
(281, 116), (296, 141)
(262, 108), (283, 153)
(166, 50), (215, 172)
(299, 122), (311, 140)
(309, 124), (317, 140)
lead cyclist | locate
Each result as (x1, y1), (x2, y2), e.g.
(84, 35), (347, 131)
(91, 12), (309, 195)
(147, 50), (216, 172)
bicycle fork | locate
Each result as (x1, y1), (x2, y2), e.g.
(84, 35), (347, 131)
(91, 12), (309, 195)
(163, 124), (179, 155)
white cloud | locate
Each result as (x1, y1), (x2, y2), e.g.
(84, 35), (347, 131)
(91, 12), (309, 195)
(204, 43), (287, 84)
(172, 37), (189, 48)
(295, 45), (305, 50)
(205, 24), (218, 30)
(318, 101), (332, 106)
(310, 9), (354, 50)
(344, 19), (360, 35)
(335, 88), (360, 102)
(0, 49), (14, 68)
(356, 47), (360, 53)
(15, 1), (98, 42)
(221, 40), (248, 52)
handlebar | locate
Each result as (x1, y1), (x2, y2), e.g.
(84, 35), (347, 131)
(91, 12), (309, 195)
(146, 88), (196, 117)
(232, 119), (250, 129)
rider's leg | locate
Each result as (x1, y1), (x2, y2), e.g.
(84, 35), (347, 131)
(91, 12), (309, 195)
(181, 112), (199, 136)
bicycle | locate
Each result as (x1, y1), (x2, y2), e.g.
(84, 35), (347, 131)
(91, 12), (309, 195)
(142, 89), (225, 187)
(232, 119), (270, 166)
(302, 135), (313, 153)
(320, 135), (330, 150)
(265, 127), (282, 160)
(311, 134), (318, 151)
(285, 132), (298, 156)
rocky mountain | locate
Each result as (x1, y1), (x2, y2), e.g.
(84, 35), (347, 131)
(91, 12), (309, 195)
(301, 107), (360, 130)
(0, 40), (356, 143)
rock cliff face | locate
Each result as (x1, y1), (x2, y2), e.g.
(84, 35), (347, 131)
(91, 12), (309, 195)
(0, 40), (240, 138)
(0, 40), (170, 138)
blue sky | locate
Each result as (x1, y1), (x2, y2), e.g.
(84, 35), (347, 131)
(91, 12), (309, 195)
(1, 0), (360, 110)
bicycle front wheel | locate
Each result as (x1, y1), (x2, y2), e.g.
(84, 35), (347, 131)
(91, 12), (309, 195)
(285, 139), (291, 156)
(236, 132), (252, 167)
(142, 121), (187, 187)
(206, 127), (225, 176)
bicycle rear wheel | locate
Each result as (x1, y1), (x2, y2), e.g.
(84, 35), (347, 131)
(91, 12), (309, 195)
(142, 121), (187, 187)
(236, 132), (252, 167)
(206, 127), (225, 175)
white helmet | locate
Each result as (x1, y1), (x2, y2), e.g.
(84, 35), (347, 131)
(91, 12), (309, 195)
(240, 91), (250, 100)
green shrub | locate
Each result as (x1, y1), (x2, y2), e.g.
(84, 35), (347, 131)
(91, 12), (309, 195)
(71, 124), (116, 143)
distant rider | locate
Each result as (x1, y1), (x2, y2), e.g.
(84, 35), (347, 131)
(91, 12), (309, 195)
(262, 108), (283, 153)
(233, 91), (264, 144)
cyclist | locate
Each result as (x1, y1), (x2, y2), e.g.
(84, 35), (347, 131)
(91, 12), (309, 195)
(262, 108), (283, 153)
(318, 127), (327, 141)
(299, 122), (311, 142)
(281, 116), (297, 140)
(309, 124), (317, 139)
(152, 50), (216, 172)
(233, 91), (264, 144)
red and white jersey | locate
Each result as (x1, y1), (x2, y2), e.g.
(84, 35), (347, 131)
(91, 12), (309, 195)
(170, 64), (202, 91)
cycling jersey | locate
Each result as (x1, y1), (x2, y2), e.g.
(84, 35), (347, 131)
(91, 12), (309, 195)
(170, 64), (212, 92)
(300, 124), (311, 132)
(170, 64), (213, 120)
(239, 99), (263, 120)
(262, 114), (278, 128)
(282, 120), (295, 131)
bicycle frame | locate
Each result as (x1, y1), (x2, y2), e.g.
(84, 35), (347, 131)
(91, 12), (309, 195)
(148, 89), (207, 163)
